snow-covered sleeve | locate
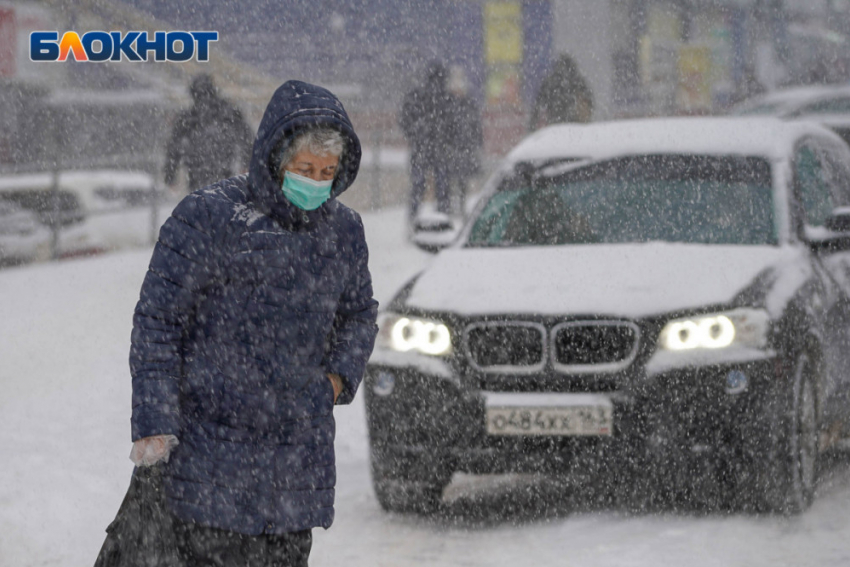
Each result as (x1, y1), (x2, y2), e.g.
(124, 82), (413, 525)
(324, 216), (379, 405)
(129, 192), (220, 441)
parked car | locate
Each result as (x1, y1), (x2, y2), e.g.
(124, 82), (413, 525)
(0, 198), (52, 266)
(365, 117), (850, 515)
(0, 174), (85, 228)
(56, 170), (160, 213)
(0, 169), (161, 257)
(731, 84), (850, 147)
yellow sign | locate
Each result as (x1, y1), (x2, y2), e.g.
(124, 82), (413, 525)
(486, 66), (521, 105)
(678, 45), (712, 112)
(484, 2), (522, 65)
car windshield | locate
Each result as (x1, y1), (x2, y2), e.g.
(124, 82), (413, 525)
(467, 155), (777, 247)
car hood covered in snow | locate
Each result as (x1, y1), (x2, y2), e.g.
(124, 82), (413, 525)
(403, 243), (808, 319)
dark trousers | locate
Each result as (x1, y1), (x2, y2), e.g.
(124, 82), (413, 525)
(409, 149), (451, 221)
(174, 519), (312, 567)
(451, 172), (471, 217)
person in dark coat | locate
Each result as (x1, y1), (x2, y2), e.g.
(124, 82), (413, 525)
(128, 80), (379, 566)
(164, 74), (253, 192)
(529, 54), (594, 130)
(399, 61), (455, 224)
(447, 65), (483, 216)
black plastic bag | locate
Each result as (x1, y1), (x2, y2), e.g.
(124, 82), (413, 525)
(94, 465), (183, 567)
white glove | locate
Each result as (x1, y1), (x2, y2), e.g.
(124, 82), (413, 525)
(130, 434), (179, 467)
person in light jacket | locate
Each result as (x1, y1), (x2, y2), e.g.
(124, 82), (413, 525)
(129, 80), (379, 567)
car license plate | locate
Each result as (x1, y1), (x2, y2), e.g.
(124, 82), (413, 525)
(484, 392), (613, 436)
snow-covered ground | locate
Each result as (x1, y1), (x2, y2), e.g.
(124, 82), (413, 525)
(1, 206), (850, 566)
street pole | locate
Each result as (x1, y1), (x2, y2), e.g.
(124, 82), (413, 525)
(49, 165), (60, 261)
(372, 126), (382, 210)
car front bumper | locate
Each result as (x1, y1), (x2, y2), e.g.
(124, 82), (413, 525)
(364, 349), (781, 477)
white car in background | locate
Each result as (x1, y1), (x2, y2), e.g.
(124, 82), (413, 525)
(0, 199), (51, 266)
(731, 84), (850, 147)
(57, 170), (160, 213)
(0, 169), (162, 257)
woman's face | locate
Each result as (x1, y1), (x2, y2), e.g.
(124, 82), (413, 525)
(283, 150), (339, 182)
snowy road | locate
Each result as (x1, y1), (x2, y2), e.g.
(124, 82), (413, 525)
(1, 207), (849, 566)
(316, 401), (850, 567)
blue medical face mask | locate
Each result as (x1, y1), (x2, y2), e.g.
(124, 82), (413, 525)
(281, 170), (333, 211)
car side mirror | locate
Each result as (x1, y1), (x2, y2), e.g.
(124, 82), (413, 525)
(411, 212), (458, 253)
(807, 207), (850, 253)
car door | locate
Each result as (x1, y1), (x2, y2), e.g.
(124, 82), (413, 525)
(795, 136), (850, 432)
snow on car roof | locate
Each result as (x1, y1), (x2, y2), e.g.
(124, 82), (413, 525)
(0, 170), (154, 194)
(506, 117), (833, 165)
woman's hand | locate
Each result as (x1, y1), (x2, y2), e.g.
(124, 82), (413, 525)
(130, 434), (179, 467)
(327, 373), (344, 404)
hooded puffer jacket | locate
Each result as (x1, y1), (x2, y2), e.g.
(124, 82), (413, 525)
(130, 80), (379, 535)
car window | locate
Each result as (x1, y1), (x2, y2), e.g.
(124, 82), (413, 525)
(795, 145), (834, 227)
(817, 140), (850, 207)
(799, 98), (850, 114)
(468, 155), (777, 247)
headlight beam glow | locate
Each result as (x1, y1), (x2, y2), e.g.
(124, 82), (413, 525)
(389, 316), (452, 355)
(700, 315), (735, 348)
(665, 320), (701, 350)
(661, 314), (736, 351)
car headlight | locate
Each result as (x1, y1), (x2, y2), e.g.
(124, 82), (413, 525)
(376, 312), (453, 356)
(658, 308), (770, 351)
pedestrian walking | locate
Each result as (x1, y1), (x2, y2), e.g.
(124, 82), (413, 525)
(530, 54), (594, 130)
(447, 65), (483, 217)
(399, 61), (455, 227)
(164, 74), (253, 193)
(126, 80), (379, 566)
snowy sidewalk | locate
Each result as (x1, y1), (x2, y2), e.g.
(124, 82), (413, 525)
(2, 207), (850, 566)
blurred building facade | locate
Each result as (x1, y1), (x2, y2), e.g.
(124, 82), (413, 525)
(0, 0), (282, 176)
(3, 0), (850, 176)
(125, 0), (850, 149)
(555, 0), (850, 120)
(0, 2), (174, 174)
(124, 0), (555, 157)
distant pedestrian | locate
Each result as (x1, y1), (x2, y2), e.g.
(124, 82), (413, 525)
(164, 74), (253, 192)
(447, 65), (483, 217)
(128, 80), (378, 567)
(731, 65), (766, 107)
(530, 54), (593, 130)
(399, 61), (455, 226)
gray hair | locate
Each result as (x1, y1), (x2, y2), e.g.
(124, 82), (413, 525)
(279, 127), (345, 173)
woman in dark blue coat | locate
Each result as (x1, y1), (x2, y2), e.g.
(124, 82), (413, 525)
(128, 80), (379, 566)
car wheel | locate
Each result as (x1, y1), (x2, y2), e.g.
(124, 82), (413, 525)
(756, 353), (819, 514)
(372, 477), (445, 514)
(370, 451), (449, 514)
